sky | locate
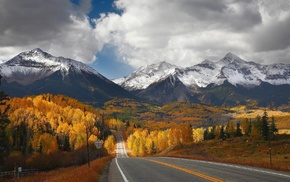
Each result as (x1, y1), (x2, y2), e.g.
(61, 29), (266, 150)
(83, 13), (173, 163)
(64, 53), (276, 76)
(0, 0), (290, 79)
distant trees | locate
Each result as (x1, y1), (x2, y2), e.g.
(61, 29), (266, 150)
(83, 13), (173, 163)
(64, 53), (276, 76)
(202, 110), (278, 141)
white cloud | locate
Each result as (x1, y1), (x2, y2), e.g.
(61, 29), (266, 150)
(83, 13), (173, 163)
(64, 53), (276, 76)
(0, 0), (102, 63)
(1, 0), (289, 70)
(95, 0), (290, 68)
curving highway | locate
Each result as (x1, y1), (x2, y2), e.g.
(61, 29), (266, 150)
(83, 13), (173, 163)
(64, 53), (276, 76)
(109, 131), (290, 182)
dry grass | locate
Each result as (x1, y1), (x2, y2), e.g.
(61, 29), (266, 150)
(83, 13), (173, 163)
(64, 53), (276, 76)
(5, 156), (113, 182)
(164, 136), (290, 172)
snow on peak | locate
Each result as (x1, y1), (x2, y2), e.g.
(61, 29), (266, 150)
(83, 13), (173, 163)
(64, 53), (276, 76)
(115, 53), (290, 90)
(113, 61), (179, 90)
(12, 48), (99, 75)
(0, 48), (103, 84)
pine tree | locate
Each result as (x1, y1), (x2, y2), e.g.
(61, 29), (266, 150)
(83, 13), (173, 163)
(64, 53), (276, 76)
(246, 119), (252, 137)
(235, 122), (243, 137)
(207, 126), (215, 140)
(261, 110), (269, 140)
(203, 128), (209, 140)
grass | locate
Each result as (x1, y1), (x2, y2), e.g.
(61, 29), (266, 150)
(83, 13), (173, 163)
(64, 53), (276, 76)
(164, 136), (290, 172)
(4, 156), (113, 182)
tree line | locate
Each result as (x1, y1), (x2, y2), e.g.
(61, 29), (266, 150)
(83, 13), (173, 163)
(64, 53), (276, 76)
(203, 111), (278, 142)
(125, 110), (278, 156)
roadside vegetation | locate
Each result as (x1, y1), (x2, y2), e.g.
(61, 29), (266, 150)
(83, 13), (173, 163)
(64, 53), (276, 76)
(166, 135), (290, 172)
(4, 156), (113, 182)
(1, 86), (290, 180)
(119, 104), (290, 172)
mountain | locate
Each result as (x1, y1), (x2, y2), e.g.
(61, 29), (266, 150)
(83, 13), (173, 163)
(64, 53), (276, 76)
(0, 48), (134, 105)
(113, 61), (179, 91)
(137, 74), (195, 103)
(114, 53), (290, 106)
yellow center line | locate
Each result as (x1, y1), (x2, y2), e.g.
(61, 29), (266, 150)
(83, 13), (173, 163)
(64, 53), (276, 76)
(144, 159), (224, 182)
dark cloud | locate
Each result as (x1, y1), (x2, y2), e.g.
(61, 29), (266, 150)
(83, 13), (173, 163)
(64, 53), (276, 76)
(252, 17), (290, 52)
(0, 0), (101, 63)
(0, 0), (72, 46)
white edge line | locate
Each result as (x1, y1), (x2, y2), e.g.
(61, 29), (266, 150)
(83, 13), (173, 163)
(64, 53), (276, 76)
(121, 138), (129, 158)
(115, 158), (129, 182)
(160, 157), (290, 179)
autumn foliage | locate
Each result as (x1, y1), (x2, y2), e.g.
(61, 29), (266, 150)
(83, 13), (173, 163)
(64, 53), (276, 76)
(127, 123), (193, 156)
(1, 94), (112, 171)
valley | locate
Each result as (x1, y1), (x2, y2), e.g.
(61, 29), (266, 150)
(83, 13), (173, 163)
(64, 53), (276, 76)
(1, 49), (290, 180)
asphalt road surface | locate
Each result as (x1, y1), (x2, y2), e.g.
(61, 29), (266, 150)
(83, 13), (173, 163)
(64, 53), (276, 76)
(109, 131), (290, 182)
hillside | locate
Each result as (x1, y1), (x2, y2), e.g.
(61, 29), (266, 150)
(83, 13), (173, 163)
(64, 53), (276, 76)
(102, 98), (229, 128)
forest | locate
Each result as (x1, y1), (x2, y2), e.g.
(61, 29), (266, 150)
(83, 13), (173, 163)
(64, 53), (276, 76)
(0, 94), (115, 171)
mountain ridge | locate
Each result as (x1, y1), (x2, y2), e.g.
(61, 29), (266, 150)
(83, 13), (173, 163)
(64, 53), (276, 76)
(114, 53), (290, 90)
(0, 48), (134, 105)
(114, 53), (290, 105)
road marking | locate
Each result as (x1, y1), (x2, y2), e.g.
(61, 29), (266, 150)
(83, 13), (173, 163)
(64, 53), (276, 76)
(166, 157), (290, 179)
(115, 158), (129, 182)
(145, 159), (224, 182)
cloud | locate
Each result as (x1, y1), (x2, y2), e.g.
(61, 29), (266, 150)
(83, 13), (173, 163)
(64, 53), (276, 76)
(0, 0), (102, 63)
(95, 0), (290, 68)
(1, 0), (289, 70)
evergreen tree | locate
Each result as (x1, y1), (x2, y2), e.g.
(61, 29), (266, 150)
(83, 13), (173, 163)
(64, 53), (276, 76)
(219, 125), (226, 140)
(261, 110), (269, 140)
(64, 135), (71, 151)
(246, 119), (252, 137)
(203, 128), (209, 140)
(269, 116), (278, 139)
(208, 126), (215, 140)
(0, 75), (10, 165)
(151, 141), (157, 154)
(235, 122), (243, 137)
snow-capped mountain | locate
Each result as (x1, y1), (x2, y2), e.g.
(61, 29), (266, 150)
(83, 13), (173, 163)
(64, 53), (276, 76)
(179, 52), (290, 88)
(114, 53), (290, 105)
(115, 52), (290, 90)
(0, 48), (105, 85)
(113, 61), (179, 91)
(0, 48), (133, 104)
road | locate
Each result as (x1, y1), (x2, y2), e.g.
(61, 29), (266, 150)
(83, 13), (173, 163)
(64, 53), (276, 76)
(109, 131), (290, 182)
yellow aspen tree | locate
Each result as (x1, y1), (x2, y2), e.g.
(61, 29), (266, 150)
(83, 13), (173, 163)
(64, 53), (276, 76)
(193, 128), (205, 143)
(145, 138), (153, 155)
(104, 135), (115, 154)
